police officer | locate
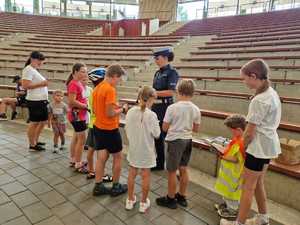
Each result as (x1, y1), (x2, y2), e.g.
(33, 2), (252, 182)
(152, 47), (179, 170)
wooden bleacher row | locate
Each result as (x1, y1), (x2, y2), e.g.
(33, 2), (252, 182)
(180, 75), (300, 84)
(207, 34), (300, 45)
(174, 64), (300, 70)
(181, 55), (300, 63)
(2, 46), (152, 56)
(198, 40), (300, 50)
(0, 50), (150, 62)
(190, 46), (300, 55)
(119, 98), (300, 179)
(8, 43), (157, 51)
(34, 34), (184, 41)
(212, 29), (300, 41)
(18, 40), (175, 48)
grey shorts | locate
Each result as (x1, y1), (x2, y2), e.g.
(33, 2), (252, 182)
(166, 139), (192, 171)
(85, 128), (95, 149)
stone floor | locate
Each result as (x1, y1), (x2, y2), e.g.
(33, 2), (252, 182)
(0, 121), (282, 225)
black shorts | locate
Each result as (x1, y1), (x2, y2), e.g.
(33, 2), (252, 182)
(86, 128), (95, 149)
(27, 100), (48, 122)
(70, 121), (87, 132)
(93, 126), (122, 154)
(244, 153), (270, 172)
(16, 96), (26, 107)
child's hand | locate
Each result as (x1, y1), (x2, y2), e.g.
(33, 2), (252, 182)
(47, 122), (51, 128)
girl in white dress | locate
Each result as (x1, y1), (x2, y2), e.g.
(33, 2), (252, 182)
(125, 86), (160, 213)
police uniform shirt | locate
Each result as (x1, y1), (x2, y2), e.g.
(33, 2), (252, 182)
(152, 64), (179, 100)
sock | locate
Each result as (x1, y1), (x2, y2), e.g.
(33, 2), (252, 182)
(258, 214), (269, 223)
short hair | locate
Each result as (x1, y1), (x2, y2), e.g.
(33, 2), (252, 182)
(240, 59), (269, 80)
(106, 64), (126, 78)
(224, 114), (246, 131)
(176, 79), (195, 97)
(53, 90), (64, 96)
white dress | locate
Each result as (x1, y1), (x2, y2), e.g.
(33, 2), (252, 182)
(125, 106), (161, 168)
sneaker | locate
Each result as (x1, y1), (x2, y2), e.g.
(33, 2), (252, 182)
(0, 113), (8, 121)
(214, 202), (227, 211)
(59, 145), (66, 151)
(125, 196), (137, 210)
(110, 183), (128, 197)
(93, 182), (111, 196)
(11, 111), (17, 120)
(245, 215), (269, 225)
(156, 195), (177, 209)
(220, 219), (237, 225)
(218, 208), (238, 219)
(37, 142), (46, 146)
(53, 146), (59, 153)
(29, 145), (45, 152)
(139, 198), (150, 213)
(175, 193), (188, 207)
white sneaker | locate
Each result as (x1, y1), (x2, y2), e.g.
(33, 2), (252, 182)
(245, 215), (269, 225)
(125, 196), (136, 210)
(139, 198), (150, 213)
(220, 219), (237, 225)
(53, 146), (59, 153)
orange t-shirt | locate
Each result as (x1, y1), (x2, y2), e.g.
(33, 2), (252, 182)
(93, 80), (119, 130)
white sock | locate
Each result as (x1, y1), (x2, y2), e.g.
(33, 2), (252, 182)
(258, 214), (269, 223)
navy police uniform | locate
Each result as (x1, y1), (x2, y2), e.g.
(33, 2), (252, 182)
(152, 47), (179, 170)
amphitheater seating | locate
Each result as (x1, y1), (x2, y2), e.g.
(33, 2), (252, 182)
(173, 8), (300, 36)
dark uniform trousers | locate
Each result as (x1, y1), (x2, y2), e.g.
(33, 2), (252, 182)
(152, 102), (169, 170)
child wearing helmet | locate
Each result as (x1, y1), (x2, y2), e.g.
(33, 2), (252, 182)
(85, 67), (112, 182)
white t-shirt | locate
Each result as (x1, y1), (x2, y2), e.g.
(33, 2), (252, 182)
(164, 101), (201, 141)
(246, 87), (282, 159)
(22, 65), (48, 101)
(125, 106), (161, 168)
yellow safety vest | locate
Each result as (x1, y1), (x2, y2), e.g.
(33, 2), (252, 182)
(215, 138), (245, 201)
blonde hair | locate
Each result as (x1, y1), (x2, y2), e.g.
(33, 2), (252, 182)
(177, 79), (196, 97)
(138, 86), (156, 111)
(224, 114), (246, 131)
(53, 89), (64, 96)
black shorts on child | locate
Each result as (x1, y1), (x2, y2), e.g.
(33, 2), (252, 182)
(244, 153), (270, 172)
(93, 126), (122, 154)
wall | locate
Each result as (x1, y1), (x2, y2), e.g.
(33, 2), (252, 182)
(139, 0), (177, 23)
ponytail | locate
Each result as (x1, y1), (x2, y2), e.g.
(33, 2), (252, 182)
(66, 73), (73, 86)
(66, 62), (86, 86)
(24, 58), (31, 67)
(138, 86), (156, 112)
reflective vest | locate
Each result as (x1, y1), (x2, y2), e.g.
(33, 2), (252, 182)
(215, 137), (245, 201)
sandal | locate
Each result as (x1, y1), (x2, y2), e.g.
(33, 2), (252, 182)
(87, 172), (95, 179)
(75, 164), (89, 174)
(103, 174), (113, 183)
(69, 162), (75, 167)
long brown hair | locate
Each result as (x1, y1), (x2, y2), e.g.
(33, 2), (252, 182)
(138, 86), (156, 112)
(241, 59), (270, 95)
(66, 62), (86, 86)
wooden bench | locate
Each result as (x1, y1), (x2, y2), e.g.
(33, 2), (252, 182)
(174, 64), (300, 71)
(207, 35), (300, 45)
(190, 46), (300, 55)
(181, 56), (300, 62)
(212, 29), (300, 41)
(180, 75), (300, 84)
(198, 40), (300, 50)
